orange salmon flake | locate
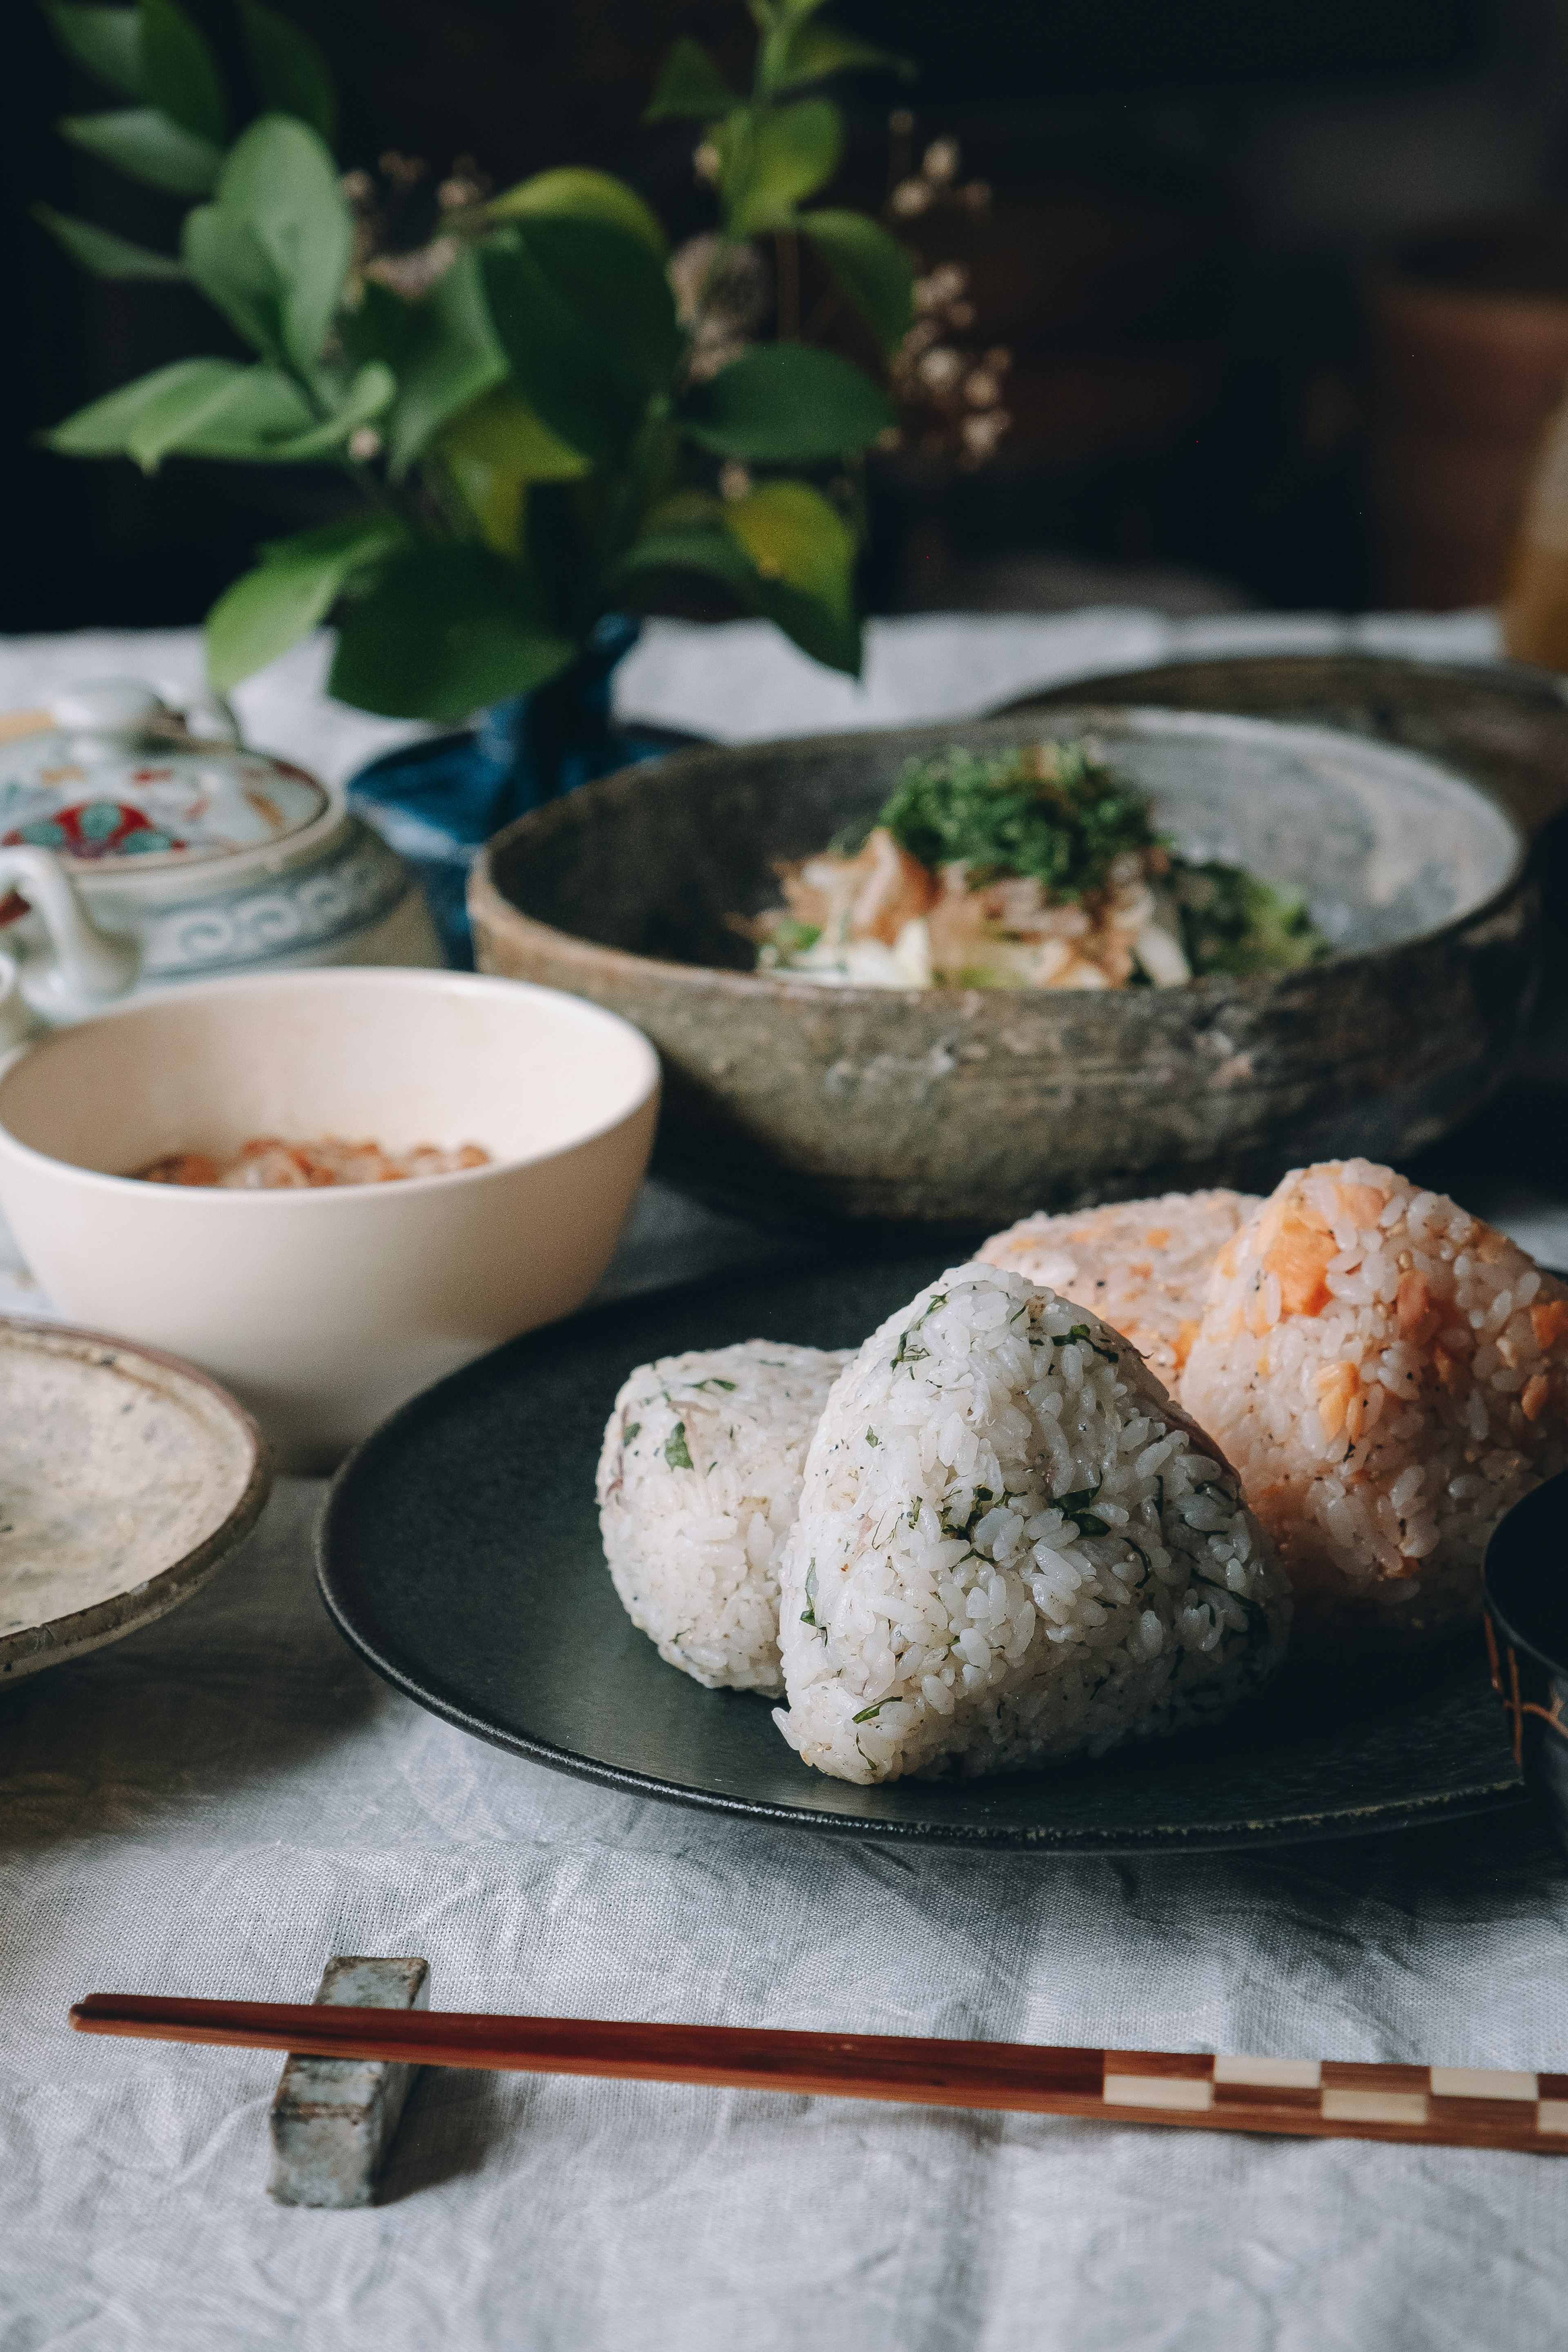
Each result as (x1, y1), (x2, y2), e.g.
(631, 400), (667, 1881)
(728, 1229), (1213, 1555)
(1523, 1372), (1552, 1421)
(1336, 1182), (1387, 1230)
(1263, 1208), (1337, 1317)
(1395, 1271), (1441, 1347)
(1532, 1300), (1568, 1352)
(1316, 1360), (1358, 1439)
(1174, 1318), (1199, 1371)
(1143, 1227), (1171, 1248)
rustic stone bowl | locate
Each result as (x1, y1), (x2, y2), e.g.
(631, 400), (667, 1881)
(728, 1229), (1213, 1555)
(468, 707), (1536, 1229)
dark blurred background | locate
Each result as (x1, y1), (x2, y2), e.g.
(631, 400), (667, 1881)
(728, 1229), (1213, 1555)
(7, 0), (1568, 633)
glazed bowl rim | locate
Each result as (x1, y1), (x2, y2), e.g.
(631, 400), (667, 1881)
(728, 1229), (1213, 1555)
(0, 966), (662, 1204)
(472, 704), (1531, 1008)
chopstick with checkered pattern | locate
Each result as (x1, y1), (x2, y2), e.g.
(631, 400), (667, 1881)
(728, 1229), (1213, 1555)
(69, 1996), (1568, 2153)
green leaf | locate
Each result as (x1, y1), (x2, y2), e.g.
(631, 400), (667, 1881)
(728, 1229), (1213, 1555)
(435, 387), (590, 557)
(205, 514), (404, 691)
(183, 114), (352, 373)
(238, 0), (336, 141)
(643, 36), (737, 121)
(722, 479), (854, 620)
(617, 517), (861, 675)
(139, 0), (227, 143)
(44, 356), (392, 470)
(328, 542), (576, 722)
(724, 99), (842, 236)
(488, 168), (667, 257)
(59, 106), (222, 195)
(31, 201), (185, 280)
(45, 358), (303, 469)
(762, 20), (912, 94)
(367, 247), (508, 477)
(522, 216), (682, 393)
(479, 219), (676, 467)
(680, 341), (893, 460)
(800, 209), (913, 351)
(241, 362), (393, 459)
(45, 4), (143, 95)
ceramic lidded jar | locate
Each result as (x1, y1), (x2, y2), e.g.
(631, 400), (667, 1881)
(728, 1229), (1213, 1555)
(0, 679), (439, 1029)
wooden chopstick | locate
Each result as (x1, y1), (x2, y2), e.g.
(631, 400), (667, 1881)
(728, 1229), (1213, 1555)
(69, 1996), (1568, 2154)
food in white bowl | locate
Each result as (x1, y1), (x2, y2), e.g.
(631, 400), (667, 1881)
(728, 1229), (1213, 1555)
(0, 968), (659, 1470)
(137, 1136), (492, 1187)
(737, 739), (1327, 991)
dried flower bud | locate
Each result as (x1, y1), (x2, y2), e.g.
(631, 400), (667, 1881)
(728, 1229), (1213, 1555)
(363, 235), (459, 299)
(961, 181), (992, 212)
(984, 346), (1013, 375)
(348, 426), (383, 461)
(922, 138), (960, 184)
(960, 410), (1010, 454)
(379, 151), (427, 187)
(719, 461), (753, 501)
(694, 141), (722, 184)
(889, 108), (915, 136)
(964, 370), (1000, 407)
(917, 345), (964, 393)
(916, 263), (967, 312)
(339, 169), (374, 206)
(890, 178), (933, 218)
(875, 425), (903, 451)
(947, 301), (976, 330)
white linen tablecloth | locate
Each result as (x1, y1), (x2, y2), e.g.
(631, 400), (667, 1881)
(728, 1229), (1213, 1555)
(5, 608), (1568, 2352)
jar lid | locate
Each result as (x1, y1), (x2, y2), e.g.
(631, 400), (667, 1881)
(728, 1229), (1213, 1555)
(0, 680), (331, 871)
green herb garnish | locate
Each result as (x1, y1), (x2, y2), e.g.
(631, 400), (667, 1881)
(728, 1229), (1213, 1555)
(878, 740), (1160, 901)
(866, 1429), (880, 1447)
(852, 1702), (888, 1723)
(1054, 1483), (1110, 1539)
(1052, 1323), (1119, 1364)
(801, 1559), (819, 1626)
(1173, 862), (1327, 977)
(664, 1422), (693, 1471)
(892, 1292), (947, 1372)
(624, 1422), (641, 1443)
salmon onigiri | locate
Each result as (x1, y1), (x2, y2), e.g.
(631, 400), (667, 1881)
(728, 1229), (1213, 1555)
(979, 1189), (1260, 1383)
(1180, 1160), (1568, 1644)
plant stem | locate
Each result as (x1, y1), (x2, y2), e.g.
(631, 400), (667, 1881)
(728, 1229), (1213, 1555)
(775, 228), (800, 340)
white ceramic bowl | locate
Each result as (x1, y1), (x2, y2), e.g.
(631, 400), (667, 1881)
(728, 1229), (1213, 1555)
(0, 969), (660, 1469)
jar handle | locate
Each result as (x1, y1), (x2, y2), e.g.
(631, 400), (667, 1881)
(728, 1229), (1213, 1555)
(0, 847), (141, 1021)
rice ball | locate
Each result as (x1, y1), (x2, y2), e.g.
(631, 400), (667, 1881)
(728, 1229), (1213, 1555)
(1181, 1160), (1568, 1645)
(773, 1265), (1288, 1784)
(980, 1189), (1260, 1382)
(597, 1341), (851, 1692)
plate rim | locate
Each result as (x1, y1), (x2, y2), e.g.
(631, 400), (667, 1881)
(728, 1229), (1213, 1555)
(0, 1313), (273, 1682)
(314, 1258), (1531, 1857)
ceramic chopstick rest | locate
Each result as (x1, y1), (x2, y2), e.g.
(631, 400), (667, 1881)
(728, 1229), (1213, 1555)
(267, 1955), (430, 2207)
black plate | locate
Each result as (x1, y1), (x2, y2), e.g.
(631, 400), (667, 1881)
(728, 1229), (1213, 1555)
(317, 1253), (1530, 1853)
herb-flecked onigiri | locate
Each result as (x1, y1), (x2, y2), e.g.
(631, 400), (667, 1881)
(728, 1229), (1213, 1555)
(773, 1265), (1289, 1783)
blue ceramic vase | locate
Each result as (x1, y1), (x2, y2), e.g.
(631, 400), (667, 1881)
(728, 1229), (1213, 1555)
(345, 614), (679, 966)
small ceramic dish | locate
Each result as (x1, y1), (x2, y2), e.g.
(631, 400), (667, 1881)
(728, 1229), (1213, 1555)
(0, 969), (660, 1470)
(470, 707), (1535, 1228)
(1483, 1471), (1568, 1855)
(0, 1315), (270, 1683)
